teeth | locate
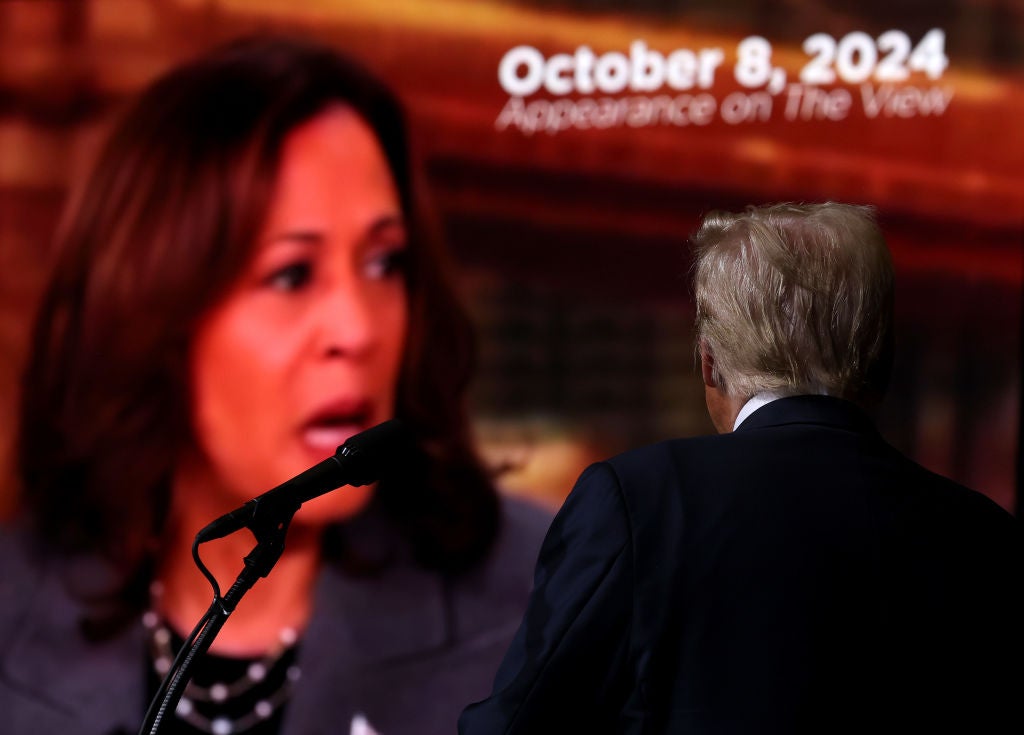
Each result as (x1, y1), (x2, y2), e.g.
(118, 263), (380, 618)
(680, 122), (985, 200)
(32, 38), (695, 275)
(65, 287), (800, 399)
(303, 424), (362, 452)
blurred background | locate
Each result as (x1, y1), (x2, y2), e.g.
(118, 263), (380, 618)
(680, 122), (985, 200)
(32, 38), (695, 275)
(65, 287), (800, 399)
(1, 0), (1021, 514)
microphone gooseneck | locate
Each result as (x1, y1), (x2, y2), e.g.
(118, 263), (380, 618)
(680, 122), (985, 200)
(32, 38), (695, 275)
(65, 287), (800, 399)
(195, 419), (411, 543)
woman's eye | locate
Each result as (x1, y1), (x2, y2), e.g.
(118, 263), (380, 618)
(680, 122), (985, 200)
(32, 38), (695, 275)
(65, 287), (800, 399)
(364, 247), (408, 280)
(265, 261), (312, 291)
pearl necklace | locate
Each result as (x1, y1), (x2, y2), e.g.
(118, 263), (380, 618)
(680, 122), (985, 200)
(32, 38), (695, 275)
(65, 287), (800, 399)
(144, 610), (301, 734)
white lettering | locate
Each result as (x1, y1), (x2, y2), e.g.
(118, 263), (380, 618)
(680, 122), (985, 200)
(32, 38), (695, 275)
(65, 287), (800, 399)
(498, 42), (723, 97)
(544, 53), (574, 95)
(665, 50), (697, 89)
(593, 97), (624, 128)
(494, 93), (717, 134)
(594, 52), (630, 93)
(919, 85), (953, 114)
(784, 84), (851, 121)
(861, 83), (953, 118)
(663, 47), (723, 90)
(721, 91), (773, 124)
(574, 46), (596, 94)
(498, 46), (545, 97)
(696, 48), (725, 88)
(630, 41), (665, 92)
(689, 93), (717, 124)
(495, 96), (525, 131)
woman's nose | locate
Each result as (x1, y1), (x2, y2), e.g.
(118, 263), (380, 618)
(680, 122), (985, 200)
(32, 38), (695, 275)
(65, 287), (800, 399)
(315, 280), (377, 359)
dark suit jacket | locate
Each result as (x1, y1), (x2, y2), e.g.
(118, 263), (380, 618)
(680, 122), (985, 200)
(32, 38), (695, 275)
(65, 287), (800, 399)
(0, 498), (550, 735)
(460, 396), (1024, 734)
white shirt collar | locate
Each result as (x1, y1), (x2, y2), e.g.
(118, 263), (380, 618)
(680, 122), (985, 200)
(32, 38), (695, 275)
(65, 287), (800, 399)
(733, 391), (785, 431)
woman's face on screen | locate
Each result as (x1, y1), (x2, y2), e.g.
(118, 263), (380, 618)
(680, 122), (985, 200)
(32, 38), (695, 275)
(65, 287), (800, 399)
(185, 105), (408, 524)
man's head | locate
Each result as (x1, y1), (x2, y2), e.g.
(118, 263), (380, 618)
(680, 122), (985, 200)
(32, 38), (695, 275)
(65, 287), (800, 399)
(693, 202), (895, 430)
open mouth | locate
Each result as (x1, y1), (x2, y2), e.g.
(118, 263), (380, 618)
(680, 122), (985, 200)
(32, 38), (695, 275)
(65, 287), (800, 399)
(300, 402), (372, 453)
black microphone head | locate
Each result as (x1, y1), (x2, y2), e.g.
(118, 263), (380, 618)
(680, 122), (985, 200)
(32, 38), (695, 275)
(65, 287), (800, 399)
(335, 419), (414, 486)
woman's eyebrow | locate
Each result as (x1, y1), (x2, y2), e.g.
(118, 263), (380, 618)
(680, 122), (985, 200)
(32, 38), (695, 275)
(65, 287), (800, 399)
(267, 214), (406, 245)
(368, 213), (406, 238)
(264, 230), (322, 248)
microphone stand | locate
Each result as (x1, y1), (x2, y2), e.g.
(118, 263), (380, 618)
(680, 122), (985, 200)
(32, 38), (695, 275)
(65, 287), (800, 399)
(137, 502), (299, 735)
(137, 419), (408, 735)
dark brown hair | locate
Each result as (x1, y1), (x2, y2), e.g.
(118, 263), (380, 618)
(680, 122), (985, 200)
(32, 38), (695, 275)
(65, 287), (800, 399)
(18, 35), (498, 581)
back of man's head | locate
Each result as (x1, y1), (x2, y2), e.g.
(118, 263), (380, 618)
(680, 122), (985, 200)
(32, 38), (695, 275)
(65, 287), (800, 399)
(693, 202), (894, 406)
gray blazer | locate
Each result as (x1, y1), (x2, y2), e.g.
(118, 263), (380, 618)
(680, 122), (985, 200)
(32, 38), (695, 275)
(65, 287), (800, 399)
(0, 498), (550, 735)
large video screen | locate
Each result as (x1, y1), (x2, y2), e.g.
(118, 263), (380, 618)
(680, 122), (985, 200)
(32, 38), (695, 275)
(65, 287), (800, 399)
(1, 0), (1020, 513)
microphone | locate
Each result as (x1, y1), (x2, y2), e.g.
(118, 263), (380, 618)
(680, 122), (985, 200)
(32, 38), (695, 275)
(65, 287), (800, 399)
(196, 419), (411, 543)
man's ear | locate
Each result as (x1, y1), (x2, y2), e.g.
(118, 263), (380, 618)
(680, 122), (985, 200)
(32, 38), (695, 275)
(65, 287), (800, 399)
(700, 342), (717, 388)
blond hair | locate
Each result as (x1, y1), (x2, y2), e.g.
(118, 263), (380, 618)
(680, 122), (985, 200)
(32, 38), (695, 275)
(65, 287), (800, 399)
(693, 202), (894, 404)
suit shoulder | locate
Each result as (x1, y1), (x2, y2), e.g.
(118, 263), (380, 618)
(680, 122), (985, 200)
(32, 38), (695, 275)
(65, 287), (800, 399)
(908, 461), (1021, 541)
